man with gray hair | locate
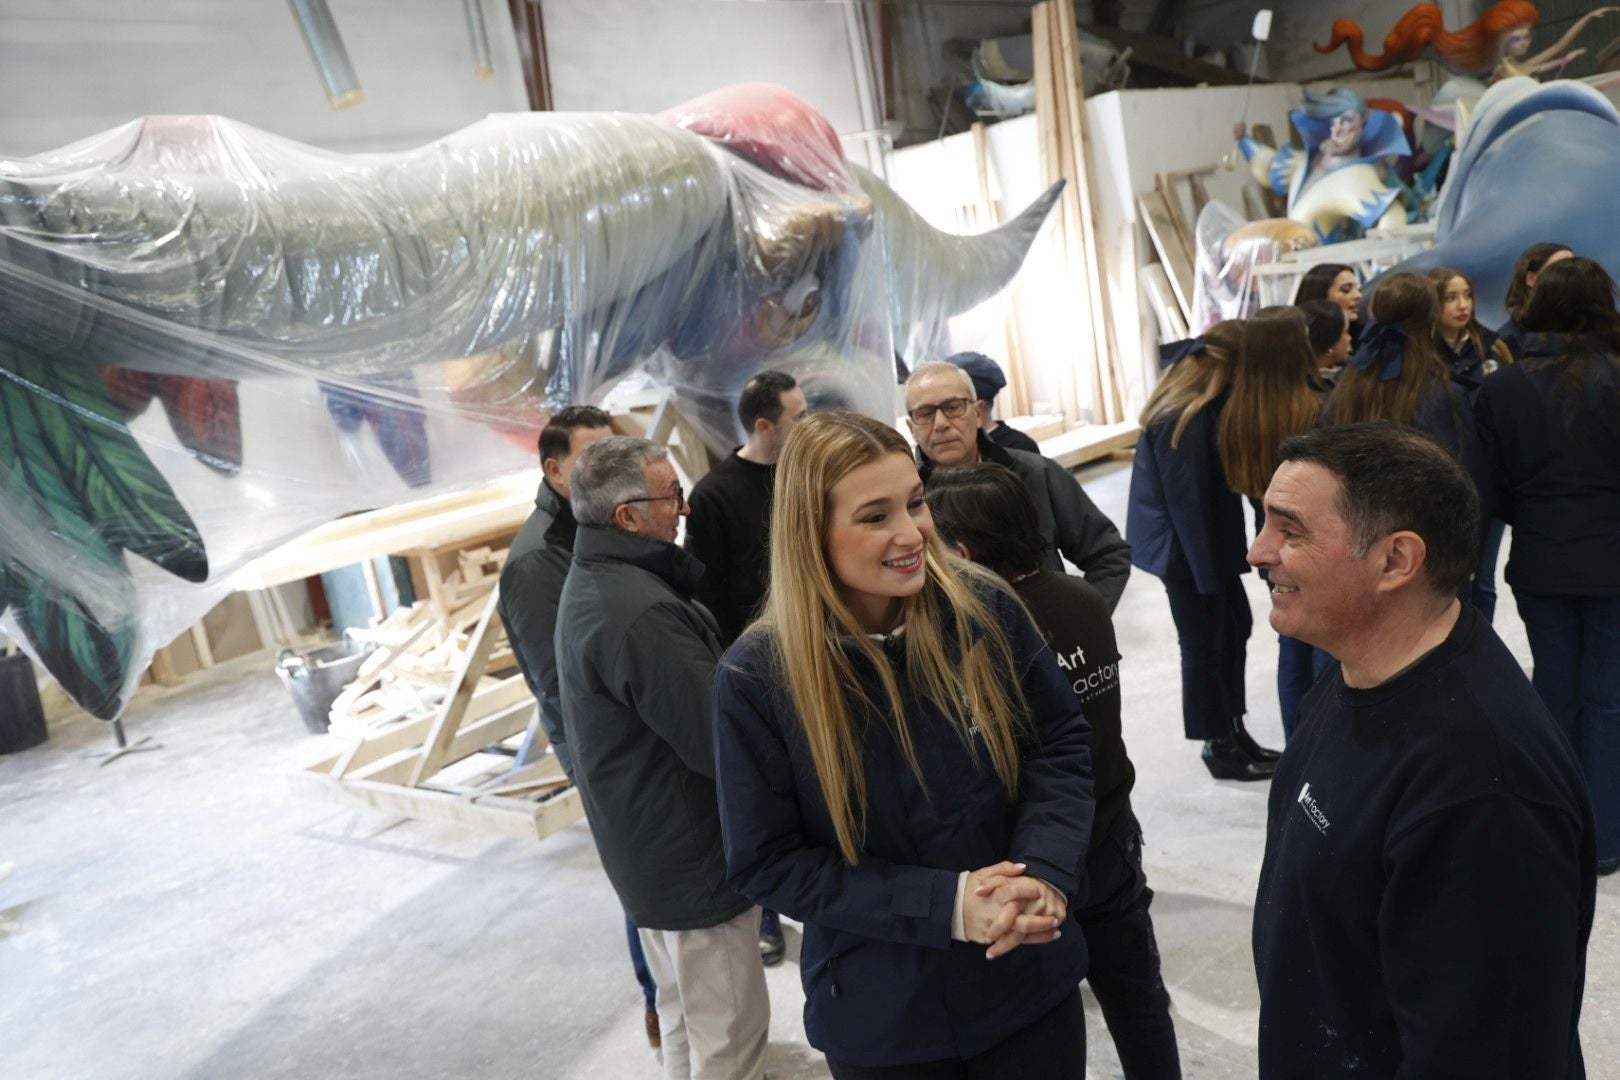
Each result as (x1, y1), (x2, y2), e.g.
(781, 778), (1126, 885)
(555, 436), (768, 1080)
(905, 358), (1132, 609)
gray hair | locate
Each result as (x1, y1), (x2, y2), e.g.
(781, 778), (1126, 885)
(570, 436), (669, 526)
(904, 360), (976, 400)
(1302, 87), (1366, 122)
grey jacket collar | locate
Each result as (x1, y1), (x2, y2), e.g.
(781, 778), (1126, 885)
(572, 524), (705, 598)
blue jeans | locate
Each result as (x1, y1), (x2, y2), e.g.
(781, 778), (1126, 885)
(1162, 572), (1251, 741)
(1515, 593), (1620, 862)
(1277, 635), (1330, 742)
(626, 913), (656, 1011)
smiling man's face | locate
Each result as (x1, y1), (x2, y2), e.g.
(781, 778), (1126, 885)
(1247, 460), (1380, 652)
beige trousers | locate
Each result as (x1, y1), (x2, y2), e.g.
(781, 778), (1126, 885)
(637, 906), (770, 1080)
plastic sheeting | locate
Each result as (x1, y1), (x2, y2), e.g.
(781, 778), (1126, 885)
(0, 82), (1059, 720)
(1190, 201), (1319, 328)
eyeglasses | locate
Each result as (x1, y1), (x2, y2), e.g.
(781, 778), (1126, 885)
(906, 397), (973, 426)
(619, 483), (686, 509)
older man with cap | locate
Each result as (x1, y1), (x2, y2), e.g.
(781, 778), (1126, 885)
(1249, 422), (1594, 1078)
(949, 351), (1040, 454)
(907, 359), (1131, 610)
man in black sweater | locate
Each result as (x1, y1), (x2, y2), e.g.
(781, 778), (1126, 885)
(1249, 423), (1595, 1079)
(926, 462), (1180, 1079)
(683, 369), (806, 966)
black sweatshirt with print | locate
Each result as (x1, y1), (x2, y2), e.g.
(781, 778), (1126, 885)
(1253, 604), (1595, 1079)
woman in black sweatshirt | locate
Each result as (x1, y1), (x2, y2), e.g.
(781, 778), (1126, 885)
(927, 462), (1180, 1079)
(1475, 256), (1620, 874)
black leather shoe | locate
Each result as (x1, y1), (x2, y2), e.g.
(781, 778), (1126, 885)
(1203, 736), (1276, 781)
(760, 926), (786, 967)
(1232, 719), (1282, 762)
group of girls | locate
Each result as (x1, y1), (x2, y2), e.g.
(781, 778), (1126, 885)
(1131, 243), (1620, 877)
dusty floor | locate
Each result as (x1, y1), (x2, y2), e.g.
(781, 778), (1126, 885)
(3, 459), (1617, 1079)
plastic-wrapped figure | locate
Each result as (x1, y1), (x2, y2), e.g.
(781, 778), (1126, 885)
(0, 82), (1060, 721)
(1234, 88), (1412, 243)
(1317, 1), (1618, 83)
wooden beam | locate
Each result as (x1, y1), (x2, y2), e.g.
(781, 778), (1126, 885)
(408, 588), (505, 787)
(287, 772), (584, 841)
(351, 701), (533, 787)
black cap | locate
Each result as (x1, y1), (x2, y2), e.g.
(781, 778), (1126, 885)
(948, 351), (1006, 404)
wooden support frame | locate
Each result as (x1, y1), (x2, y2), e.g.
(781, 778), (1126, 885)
(290, 578), (583, 841)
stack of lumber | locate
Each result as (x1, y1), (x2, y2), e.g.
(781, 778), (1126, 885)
(329, 546), (515, 733)
(290, 540), (584, 841)
(1031, 0), (1125, 425)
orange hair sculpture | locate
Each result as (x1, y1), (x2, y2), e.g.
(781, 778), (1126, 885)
(1316, 0), (1538, 74)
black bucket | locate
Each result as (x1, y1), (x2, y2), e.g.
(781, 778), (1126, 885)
(0, 652), (48, 754)
(275, 639), (373, 735)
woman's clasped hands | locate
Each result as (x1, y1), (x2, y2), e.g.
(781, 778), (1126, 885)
(962, 860), (1068, 960)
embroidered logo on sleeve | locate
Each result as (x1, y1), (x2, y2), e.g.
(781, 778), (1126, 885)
(1297, 782), (1332, 834)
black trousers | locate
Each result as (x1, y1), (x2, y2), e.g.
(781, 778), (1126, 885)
(825, 988), (1087, 1079)
(1078, 814), (1182, 1080)
(1162, 571), (1251, 740)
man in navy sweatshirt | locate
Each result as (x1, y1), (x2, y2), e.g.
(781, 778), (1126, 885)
(1248, 422), (1595, 1079)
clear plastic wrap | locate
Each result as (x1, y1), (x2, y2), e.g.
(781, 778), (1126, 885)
(1190, 201), (1319, 328)
(0, 83), (1057, 720)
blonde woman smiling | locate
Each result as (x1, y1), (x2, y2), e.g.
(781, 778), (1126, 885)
(712, 411), (1097, 1078)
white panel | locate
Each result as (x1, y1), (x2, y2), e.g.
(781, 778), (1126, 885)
(543, 0), (864, 133)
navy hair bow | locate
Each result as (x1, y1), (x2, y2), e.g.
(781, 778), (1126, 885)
(1158, 336), (1206, 370)
(1348, 322), (1408, 382)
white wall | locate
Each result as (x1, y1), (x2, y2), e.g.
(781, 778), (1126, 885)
(0, 0), (529, 155)
(542, 0), (884, 170)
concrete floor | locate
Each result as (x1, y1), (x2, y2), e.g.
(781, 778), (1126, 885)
(4, 458), (1618, 1079)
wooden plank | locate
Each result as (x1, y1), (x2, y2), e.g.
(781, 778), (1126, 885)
(1041, 421), (1141, 470)
(1136, 190), (1195, 324)
(230, 479), (539, 591)
(188, 622), (215, 670)
(1056, 0), (1122, 424)
(408, 588), (505, 787)
(971, 120), (1032, 420)
(350, 700), (533, 786)
(149, 646), (182, 688)
(287, 772), (585, 841)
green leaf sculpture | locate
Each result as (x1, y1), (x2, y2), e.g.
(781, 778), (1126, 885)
(0, 339), (208, 719)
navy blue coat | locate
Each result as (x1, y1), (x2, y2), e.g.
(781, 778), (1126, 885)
(712, 581), (1094, 1067)
(1127, 403), (1249, 595)
(1474, 333), (1620, 596)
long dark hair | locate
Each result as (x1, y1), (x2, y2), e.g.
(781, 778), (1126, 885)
(1219, 307), (1324, 498)
(1323, 272), (1450, 428)
(1426, 266), (1513, 368)
(1518, 257), (1620, 411)
(1504, 242), (1572, 319)
(924, 464), (1050, 580)
(1301, 299), (1348, 356)
(1294, 263), (1354, 305)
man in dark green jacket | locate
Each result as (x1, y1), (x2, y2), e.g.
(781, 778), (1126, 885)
(498, 405), (614, 776)
(906, 360), (1132, 610)
(556, 435), (768, 1080)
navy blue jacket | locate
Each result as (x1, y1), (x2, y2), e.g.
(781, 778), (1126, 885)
(1474, 333), (1620, 596)
(712, 580), (1094, 1067)
(1127, 403), (1249, 595)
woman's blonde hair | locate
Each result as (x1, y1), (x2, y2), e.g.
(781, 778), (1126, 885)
(755, 411), (1029, 864)
(1218, 307), (1325, 498)
(1323, 271), (1449, 428)
(1140, 319), (1244, 450)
